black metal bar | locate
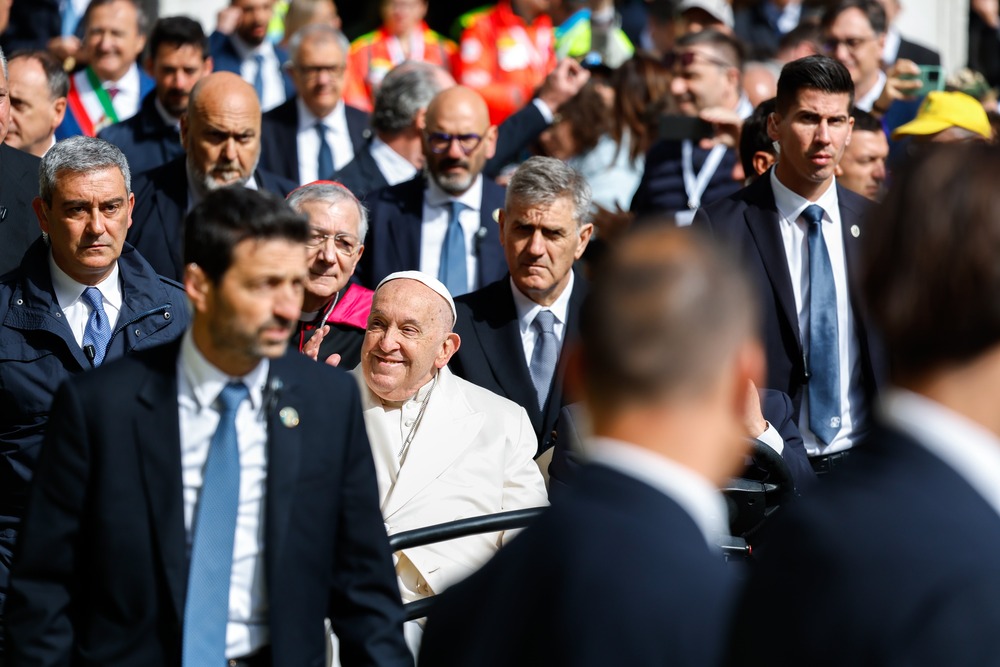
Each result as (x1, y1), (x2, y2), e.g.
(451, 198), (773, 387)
(388, 508), (546, 552)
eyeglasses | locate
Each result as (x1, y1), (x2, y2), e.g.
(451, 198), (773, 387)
(305, 230), (361, 256)
(425, 130), (489, 155)
(664, 50), (735, 70)
(822, 35), (877, 53)
(295, 64), (347, 78)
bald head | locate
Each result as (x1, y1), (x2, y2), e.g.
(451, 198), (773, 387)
(182, 72), (262, 196)
(423, 86), (497, 195)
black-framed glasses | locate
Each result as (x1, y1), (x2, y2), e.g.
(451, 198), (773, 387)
(663, 50), (734, 70)
(295, 63), (347, 78)
(821, 35), (876, 53)
(425, 130), (489, 155)
(305, 229), (361, 256)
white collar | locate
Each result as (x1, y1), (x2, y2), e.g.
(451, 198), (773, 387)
(296, 96), (345, 130)
(510, 270), (575, 335)
(424, 173), (483, 212)
(881, 389), (1000, 519)
(48, 250), (122, 313)
(882, 26), (901, 65)
(770, 167), (840, 222)
(854, 69), (887, 112)
(179, 328), (269, 412)
(588, 436), (730, 549)
(101, 62), (140, 91)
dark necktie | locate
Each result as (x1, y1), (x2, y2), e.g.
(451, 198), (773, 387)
(182, 382), (250, 666)
(252, 54), (265, 102)
(529, 310), (559, 411)
(316, 121), (334, 179)
(803, 204), (842, 445)
(81, 286), (112, 366)
(438, 201), (468, 296)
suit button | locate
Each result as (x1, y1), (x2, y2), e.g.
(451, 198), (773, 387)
(164, 311), (171, 320)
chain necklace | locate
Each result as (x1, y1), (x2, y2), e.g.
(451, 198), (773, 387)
(397, 373), (438, 461)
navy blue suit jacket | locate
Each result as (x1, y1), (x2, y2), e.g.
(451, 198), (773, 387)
(692, 173), (884, 420)
(127, 157), (298, 281)
(332, 141), (387, 202)
(5, 343), (412, 667)
(630, 140), (741, 219)
(548, 388), (815, 498)
(421, 463), (736, 667)
(356, 175), (507, 290)
(728, 421), (1000, 666)
(260, 97), (371, 184)
(98, 92), (185, 176)
(0, 144), (42, 277)
(451, 274), (586, 456)
(208, 31), (295, 101)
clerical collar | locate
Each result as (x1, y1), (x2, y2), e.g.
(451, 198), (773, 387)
(380, 373), (437, 409)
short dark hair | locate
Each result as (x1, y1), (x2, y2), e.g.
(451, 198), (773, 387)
(861, 143), (1000, 381)
(740, 97), (777, 179)
(83, 0), (149, 35)
(184, 187), (310, 283)
(821, 0), (887, 36)
(8, 50), (69, 98)
(775, 55), (854, 115)
(778, 20), (822, 54)
(675, 28), (745, 73)
(147, 16), (208, 62)
(581, 226), (758, 412)
(851, 107), (882, 133)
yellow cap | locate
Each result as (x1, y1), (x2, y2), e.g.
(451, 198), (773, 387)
(891, 91), (992, 141)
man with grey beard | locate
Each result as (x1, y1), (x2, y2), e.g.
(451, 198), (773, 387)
(126, 71), (297, 281)
(358, 86), (507, 296)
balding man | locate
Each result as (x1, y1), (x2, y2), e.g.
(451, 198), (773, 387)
(421, 225), (763, 667)
(127, 71), (297, 282)
(353, 271), (546, 647)
(359, 86), (506, 296)
(260, 24), (370, 185)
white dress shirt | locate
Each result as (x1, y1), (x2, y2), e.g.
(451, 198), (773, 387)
(510, 271), (573, 368)
(770, 170), (867, 455)
(232, 34), (286, 112)
(420, 175), (484, 293)
(296, 98), (355, 184)
(882, 389), (1000, 520)
(369, 137), (418, 186)
(589, 436), (729, 549)
(71, 63), (143, 132)
(854, 70), (887, 112)
(49, 254), (122, 348)
(177, 330), (271, 659)
(882, 26), (902, 66)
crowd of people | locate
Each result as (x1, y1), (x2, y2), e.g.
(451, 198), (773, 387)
(0, 0), (999, 665)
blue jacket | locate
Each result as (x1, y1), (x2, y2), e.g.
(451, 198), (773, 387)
(98, 92), (185, 176)
(0, 239), (189, 617)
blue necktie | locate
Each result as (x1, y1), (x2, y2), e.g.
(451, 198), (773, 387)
(438, 201), (468, 296)
(252, 54), (265, 102)
(803, 204), (842, 445)
(316, 122), (334, 179)
(81, 287), (112, 366)
(182, 382), (249, 667)
(529, 310), (559, 411)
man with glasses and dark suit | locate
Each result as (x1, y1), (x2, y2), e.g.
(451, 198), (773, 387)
(358, 86), (506, 297)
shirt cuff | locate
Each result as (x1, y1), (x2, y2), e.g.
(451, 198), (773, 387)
(532, 98), (554, 124)
(755, 421), (785, 455)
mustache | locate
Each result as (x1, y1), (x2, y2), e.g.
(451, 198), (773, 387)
(437, 158), (470, 171)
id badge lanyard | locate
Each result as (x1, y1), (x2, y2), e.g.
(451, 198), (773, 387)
(675, 140), (727, 227)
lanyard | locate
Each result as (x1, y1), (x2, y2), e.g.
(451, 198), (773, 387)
(85, 67), (119, 125)
(681, 140), (727, 211)
(508, 25), (550, 75)
(385, 31), (425, 65)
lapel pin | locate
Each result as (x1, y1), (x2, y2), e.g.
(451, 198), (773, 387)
(851, 225), (860, 238)
(279, 407), (300, 428)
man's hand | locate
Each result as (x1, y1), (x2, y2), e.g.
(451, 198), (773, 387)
(698, 106), (743, 150)
(536, 58), (591, 114)
(592, 203), (633, 243)
(216, 5), (242, 35)
(47, 36), (81, 68)
(302, 325), (342, 367)
(973, 0), (1000, 29)
(742, 380), (768, 439)
(873, 58), (922, 113)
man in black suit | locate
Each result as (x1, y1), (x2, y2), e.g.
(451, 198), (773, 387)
(5, 187), (412, 667)
(876, 0), (940, 67)
(0, 47), (43, 277)
(99, 16), (214, 175)
(694, 55), (883, 474)
(727, 143), (1000, 667)
(421, 223), (765, 667)
(451, 156), (592, 456)
(358, 86), (506, 296)
(336, 58), (591, 201)
(128, 72), (297, 282)
(260, 24), (370, 185)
